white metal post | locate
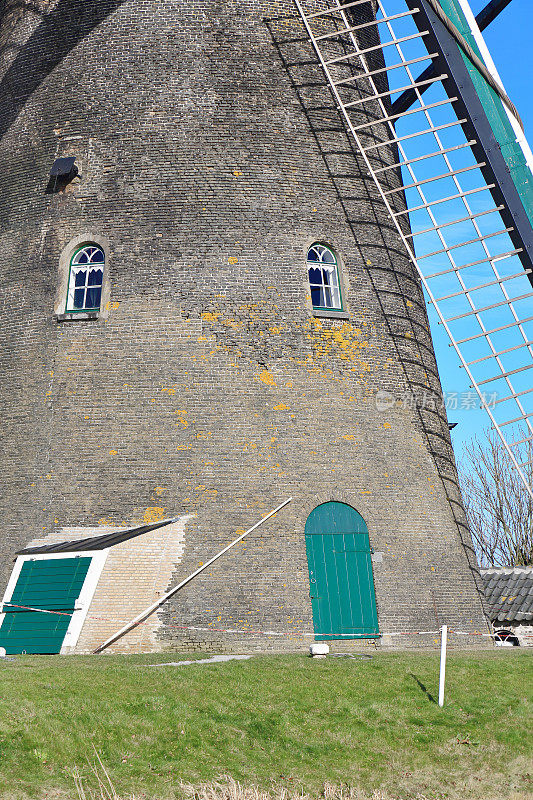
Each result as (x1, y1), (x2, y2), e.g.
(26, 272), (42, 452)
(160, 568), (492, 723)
(438, 624), (448, 707)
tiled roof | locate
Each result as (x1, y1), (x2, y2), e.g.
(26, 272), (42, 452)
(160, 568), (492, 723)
(481, 567), (533, 623)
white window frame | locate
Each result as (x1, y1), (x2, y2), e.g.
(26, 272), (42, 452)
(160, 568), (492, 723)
(0, 550), (109, 653)
(307, 243), (343, 311)
(66, 244), (105, 313)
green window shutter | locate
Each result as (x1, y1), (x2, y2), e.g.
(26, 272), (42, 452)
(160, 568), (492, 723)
(305, 502), (379, 640)
(0, 557), (92, 654)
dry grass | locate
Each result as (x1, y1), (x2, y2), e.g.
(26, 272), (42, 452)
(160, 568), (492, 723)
(181, 777), (412, 800)
(73, 747), (124, 800)
(69, 774), (533, 800)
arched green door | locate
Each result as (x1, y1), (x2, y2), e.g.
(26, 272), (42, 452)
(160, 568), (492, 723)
(305, 502), (379, 640)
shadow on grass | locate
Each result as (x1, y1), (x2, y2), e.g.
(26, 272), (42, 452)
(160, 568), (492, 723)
(409, 673), (437, 704)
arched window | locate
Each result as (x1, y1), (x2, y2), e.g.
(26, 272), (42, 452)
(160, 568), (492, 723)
(66, 245), (105, 312)
(494, 629), (520, 646)
(307, 243), (342, 310)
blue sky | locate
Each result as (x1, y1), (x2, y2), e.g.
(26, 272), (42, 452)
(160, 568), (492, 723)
(417, 0), (533, 464)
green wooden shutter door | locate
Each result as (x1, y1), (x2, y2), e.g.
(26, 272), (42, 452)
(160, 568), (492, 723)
(0, 557), (92, 654)
(305, 502), (379, 640)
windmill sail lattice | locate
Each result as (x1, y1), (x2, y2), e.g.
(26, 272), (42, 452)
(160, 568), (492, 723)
(294, 0), (533, 497)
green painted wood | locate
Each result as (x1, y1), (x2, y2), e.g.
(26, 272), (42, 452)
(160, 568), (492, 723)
(305, 502), (379, 640)
(9, 558), (91, 609)
(0, 557), (92, 654)
(0, 612), (72, 654)
(438, 0), (533, 229)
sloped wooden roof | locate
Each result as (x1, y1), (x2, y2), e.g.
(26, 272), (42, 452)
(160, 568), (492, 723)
(17, 518), (179, 555)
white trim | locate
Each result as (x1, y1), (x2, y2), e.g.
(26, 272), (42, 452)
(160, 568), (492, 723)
(0, 558), (26, 628)
(0, 550), (109, 652)
(61, 551), (108, 651)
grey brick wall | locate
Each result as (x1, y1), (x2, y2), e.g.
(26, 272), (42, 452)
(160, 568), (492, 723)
(0, 0), (489, 651)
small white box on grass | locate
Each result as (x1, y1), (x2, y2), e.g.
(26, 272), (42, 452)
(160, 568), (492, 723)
(309, 643), (330, 658)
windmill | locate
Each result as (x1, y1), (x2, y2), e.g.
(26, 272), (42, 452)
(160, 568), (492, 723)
(294, 0), (533, 496)
(0, 0), (503, 651)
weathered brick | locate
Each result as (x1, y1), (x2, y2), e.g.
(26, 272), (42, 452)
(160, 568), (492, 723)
(0, 0), (489, 653)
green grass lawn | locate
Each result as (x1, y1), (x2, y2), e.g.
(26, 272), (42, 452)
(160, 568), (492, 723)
(0, 650), (531, 800)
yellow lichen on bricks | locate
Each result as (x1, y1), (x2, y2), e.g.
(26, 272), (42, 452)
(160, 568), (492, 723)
(142, 507), (166, 524)
(228, 256), (238, 264)
(257, 369), (277, 387)
(201, 311), (219, 322)
(174, 410), (188, 427)
(304, 320), (371, 370)
(273, 403), (289, 411)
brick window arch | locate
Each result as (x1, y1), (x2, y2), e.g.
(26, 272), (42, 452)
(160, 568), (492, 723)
(307, 243), (342, 310)
(66, 244), (105, 312)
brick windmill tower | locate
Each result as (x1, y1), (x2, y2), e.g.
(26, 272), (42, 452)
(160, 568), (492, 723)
(2, 0), (518, 654)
